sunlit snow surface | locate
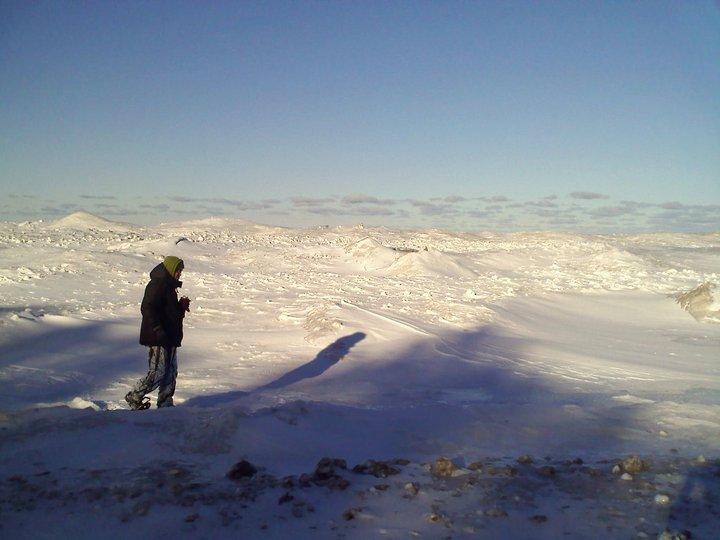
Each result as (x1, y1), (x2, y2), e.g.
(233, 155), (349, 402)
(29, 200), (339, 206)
(0, 213), (718, 538)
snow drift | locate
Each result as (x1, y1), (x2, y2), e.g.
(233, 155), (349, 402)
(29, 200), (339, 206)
(344, 237), (401, 271)
(386, 248), (476, 279)
(52, 211), (135, 232)
(345, 237), (476, 278)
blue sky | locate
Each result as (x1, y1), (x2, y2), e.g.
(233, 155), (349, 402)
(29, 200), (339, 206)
(1, 1), (719, 231)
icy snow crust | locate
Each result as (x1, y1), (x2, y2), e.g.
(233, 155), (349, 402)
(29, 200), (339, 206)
(0, 215), (719, 538)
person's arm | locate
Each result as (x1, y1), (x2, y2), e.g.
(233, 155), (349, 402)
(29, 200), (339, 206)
(141, 280), (167, 342)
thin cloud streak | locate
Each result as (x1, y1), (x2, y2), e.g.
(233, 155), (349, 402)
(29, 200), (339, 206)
(291, 197), (336, 207)
(570, 192), (609, 200)
(341, 194), (398, 206)
(80, 195), (117, 200)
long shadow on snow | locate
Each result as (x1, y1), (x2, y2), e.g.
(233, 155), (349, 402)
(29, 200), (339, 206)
(183, 332), (366, 407)
(0, 310), (144, 409)
(663, 459), (720, 537)
(0, 306), (672, 487)
(182, 322), (647, 466)
(0, 304), (76, 317)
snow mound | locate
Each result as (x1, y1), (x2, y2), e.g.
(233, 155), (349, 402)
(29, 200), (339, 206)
(52, 211), (134, 232)
(676, 282), (720, 323)
(387, 248), (476, 279)
(344, 237), (400, 271)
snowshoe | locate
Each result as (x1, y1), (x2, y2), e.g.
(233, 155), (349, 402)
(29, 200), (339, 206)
(125, 392), (151, 411)
(136, 398), (151, 410)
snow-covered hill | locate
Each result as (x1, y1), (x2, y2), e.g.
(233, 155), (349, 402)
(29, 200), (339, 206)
(52, 210), (137, 232)
(0, 214), (718, 538)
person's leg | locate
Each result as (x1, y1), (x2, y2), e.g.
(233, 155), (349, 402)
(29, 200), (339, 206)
(126, 346), (168, 408)
(157, 347), (178, 408)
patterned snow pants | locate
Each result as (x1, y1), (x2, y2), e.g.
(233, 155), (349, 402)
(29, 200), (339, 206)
(129, 346), (178, 407)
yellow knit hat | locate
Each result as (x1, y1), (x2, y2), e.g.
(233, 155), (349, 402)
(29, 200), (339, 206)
(162, 256), (184, 276)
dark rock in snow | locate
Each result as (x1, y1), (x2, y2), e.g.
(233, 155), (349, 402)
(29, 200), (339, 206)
(325, 477), (351, 490)
(530, 514), (548, 523)
(517, 455), (534, 465)
(404, 482), (419, 497)
(278, 492), (294, 505)
(281, 476), (295, 489)
(314, 457), (347, 479)
(226, 460), (258, 480)
(486, 465), (518, 477)
(537, 465), (556, 478)
(298, 473), (312, 487)
(184, 512), (199, 522)
(657, 528), (692, 540)
(620, 455), (649, 474)
(343, 507), (361, 521)
(352, 459), (401, 477)
(431, 457), (458, 477)
(310, 458), (350, 490)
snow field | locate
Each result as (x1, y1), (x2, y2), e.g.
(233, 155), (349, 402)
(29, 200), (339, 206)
(0, 212), (718, 538)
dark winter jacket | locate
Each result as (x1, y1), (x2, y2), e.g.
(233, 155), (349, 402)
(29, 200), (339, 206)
(139, 263), (185, 347)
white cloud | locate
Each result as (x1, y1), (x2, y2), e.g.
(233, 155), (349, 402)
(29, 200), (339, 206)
(80, 195), (117, 200)
(341, 194), (397, 205)
(570, 192), (609, 200)
(587, 206), (638, 218)
(291, 197), (336, 207)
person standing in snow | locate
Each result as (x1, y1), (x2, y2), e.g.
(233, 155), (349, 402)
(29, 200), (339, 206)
(125, 256), (190, 410)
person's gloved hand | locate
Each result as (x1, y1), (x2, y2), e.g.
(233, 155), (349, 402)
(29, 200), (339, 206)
(179, 296), (191, 313)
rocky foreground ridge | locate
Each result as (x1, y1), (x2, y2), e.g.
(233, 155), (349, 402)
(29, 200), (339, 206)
(2, 452), (717, 539)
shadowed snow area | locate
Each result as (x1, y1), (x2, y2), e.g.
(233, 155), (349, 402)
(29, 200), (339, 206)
(0, 215), (719, 538)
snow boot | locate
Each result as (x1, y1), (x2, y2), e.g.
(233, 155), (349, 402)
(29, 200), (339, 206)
(125, 392), (151, 411)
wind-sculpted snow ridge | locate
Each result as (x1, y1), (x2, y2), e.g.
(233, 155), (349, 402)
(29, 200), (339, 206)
(386, 248), (476, 279)
(343, 236), (475, 279)
(52, 210), (137, 232)
(344, 237), (401, 271)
